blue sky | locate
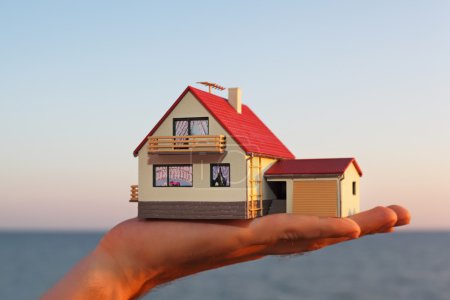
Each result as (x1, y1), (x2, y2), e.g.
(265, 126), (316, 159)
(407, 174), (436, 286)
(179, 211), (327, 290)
(1, 1), (449, 230)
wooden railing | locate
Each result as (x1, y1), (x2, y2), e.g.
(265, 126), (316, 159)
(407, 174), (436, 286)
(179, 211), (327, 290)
(130, 185), (138, 202)
(148, 135), (226, 153)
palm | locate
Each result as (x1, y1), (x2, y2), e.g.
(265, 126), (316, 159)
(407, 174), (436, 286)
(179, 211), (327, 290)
(97, 205), (409, 297)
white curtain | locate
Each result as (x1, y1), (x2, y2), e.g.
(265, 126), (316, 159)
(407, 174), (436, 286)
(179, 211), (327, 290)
(190, 120), (208, 135)
(155, 166), (168, 186)
(175, 120), (189, 136)
(169, 166), (193, 186)
(174, 120), (189, 147)
(212, 165), (230, 186)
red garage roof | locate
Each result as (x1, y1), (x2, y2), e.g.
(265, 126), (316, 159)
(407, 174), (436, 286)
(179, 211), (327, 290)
(265, 158), (363, 177)
(133, 86), (295, 159)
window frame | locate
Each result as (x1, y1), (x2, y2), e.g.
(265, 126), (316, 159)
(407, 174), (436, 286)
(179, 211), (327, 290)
(153, 164), (194, 187)
(210, 163), (231, 187)
(173, 117), (209, 136)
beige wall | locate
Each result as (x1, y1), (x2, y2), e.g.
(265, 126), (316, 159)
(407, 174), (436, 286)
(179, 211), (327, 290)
(340, 164), (361, 217)
(138, 91), (248, 202)
(246, 156), (278, 201)
(260, 157), (278, 200)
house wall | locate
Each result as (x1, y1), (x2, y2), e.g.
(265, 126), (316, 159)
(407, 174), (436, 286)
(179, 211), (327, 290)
(260, 157), (278, 200)
(246, 156), (278, 201)
(292, 178), (339, 217)
(340, 164), (361, 217)
(245, 156), (278, 217)
(138, 91), (248, 203)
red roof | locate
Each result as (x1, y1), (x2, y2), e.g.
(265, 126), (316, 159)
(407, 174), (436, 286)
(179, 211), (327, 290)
(265, 158), (363, 176)
(133, 86), (295, 159)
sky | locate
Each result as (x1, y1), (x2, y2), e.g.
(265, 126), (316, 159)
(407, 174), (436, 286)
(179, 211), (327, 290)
(1, 1), (449, 230)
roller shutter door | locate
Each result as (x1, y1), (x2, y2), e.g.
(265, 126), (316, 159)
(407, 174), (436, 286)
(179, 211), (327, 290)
(293, 180), (338, 217)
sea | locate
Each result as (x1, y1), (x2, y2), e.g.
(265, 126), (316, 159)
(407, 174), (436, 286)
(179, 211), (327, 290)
(0, 231), (449, 300)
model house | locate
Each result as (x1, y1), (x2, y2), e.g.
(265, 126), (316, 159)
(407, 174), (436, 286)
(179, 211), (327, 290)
(130, 84), (362, 219)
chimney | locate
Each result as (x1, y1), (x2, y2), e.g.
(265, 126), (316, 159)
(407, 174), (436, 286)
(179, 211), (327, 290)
(228, 87), (242, 114)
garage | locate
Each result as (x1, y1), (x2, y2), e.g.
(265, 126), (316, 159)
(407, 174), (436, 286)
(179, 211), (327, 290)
(265, 158), (363, 218)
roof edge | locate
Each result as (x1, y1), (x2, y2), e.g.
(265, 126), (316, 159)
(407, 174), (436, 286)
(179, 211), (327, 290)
(265, 173), (341, 178)
(349, 158), (363, 177)
(246, 152), (294, 160)
(133, 86), (192, 157)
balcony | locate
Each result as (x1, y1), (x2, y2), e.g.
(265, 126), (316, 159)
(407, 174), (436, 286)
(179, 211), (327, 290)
(130, 185), (138, 202)
(148, 135), (226, 154)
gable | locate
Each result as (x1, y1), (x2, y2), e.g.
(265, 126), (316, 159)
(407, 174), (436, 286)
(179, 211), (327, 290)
(133, 86), (295, 159)
(148, 91), (240, 146)
(343, 161), (361, 179)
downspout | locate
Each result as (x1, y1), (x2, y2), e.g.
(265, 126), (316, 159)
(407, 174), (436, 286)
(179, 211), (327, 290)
(338, 174), (345, 218)
(245, 153), (252, 218)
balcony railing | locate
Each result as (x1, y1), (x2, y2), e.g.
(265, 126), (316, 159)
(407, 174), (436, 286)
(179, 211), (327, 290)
(130, 185), (138, 202)
(148, 135), (226, 154)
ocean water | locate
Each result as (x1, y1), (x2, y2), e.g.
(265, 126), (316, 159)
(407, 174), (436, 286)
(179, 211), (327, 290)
(0, 232), (449, 300)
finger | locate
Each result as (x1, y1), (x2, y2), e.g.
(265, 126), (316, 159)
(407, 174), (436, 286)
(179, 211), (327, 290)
(387, 205), (411, 226)
(348, 206), (398, 236)
(250, 213), (360, 246)
(267, 206), (406, 255)
(262, 230), (367, 255)
(262, 236), (350, 255)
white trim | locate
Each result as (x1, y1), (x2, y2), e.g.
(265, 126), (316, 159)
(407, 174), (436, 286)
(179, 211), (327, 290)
(337, 175), (344, 218)
(292, 178), (339, 182)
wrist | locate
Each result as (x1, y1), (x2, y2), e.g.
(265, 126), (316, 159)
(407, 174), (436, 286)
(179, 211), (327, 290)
(42, 246), (141, 299)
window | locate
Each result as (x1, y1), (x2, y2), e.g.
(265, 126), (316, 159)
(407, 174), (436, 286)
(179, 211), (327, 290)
(154, 165), (193, 187)
(352, 181), (356, 195)
(173, 118), (209, 136)
(210, 164), (230, 187)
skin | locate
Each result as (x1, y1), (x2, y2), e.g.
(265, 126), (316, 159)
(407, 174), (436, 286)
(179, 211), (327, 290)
(41, 205), (410, 300)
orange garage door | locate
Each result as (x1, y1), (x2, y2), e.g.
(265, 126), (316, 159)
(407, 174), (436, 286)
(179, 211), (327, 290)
(293, 180), (338, 217)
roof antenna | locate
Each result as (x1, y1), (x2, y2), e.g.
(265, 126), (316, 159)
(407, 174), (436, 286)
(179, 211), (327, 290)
(196, 82), (225, 94)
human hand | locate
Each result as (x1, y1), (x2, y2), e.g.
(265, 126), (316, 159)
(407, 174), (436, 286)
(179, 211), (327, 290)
(42, 205), (410, 299)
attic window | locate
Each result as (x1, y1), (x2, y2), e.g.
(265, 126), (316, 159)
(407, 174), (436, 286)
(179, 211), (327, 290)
(352, 181), (356, 195)
(173, 118), (209, 136)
